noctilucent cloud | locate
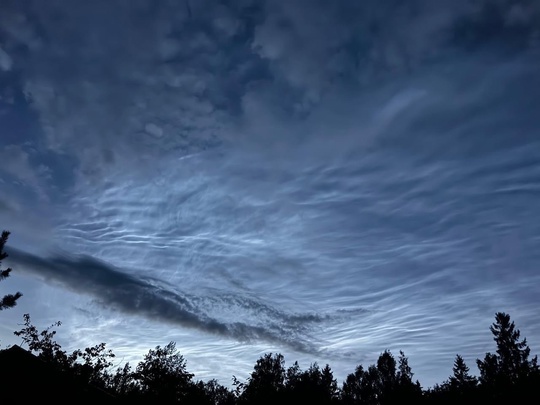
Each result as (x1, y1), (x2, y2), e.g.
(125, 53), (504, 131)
(1, 0), (539, 388)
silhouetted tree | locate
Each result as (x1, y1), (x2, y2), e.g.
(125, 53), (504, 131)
(14, 313), (66, 364)
(426, 355), (478, 404)
(377, 350), (399, 404)
(201, 379), (236, 405)
(13, 313), (115, 388)
(320, 364), (340, 403)
(0, 230), (22, 310)
(377, 350), (397, 392)
(341, 357), (388, 405)
(342, 350), (421, 405)
(341, 364), (363, 404)
(107, 362), (139, 398)
(354, 364), (381, 405)
(430, 354), (478, 404)
(449, 354), (477, 390)
(284, 362), (338, 404)
(135, 341), (194, 403)
(238, 353), (286, 404)
(69, 342), (116, 387)
(477, 312), (539, 400)
(395, 350), (422, 402)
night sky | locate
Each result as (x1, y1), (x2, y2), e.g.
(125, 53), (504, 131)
(1, 0), (539, 388)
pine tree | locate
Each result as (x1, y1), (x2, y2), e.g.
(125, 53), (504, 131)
(477, 312), (538, 383)
(477, 312), (539, 399)
(0, 230), (22, 310)
(449, 355), (477, 390)
(492, 313), (537, 379)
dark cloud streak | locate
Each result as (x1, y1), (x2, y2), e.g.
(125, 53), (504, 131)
(8, 247), (321, 354)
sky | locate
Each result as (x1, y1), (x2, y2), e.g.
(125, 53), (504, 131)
(1, 0), (539, 389)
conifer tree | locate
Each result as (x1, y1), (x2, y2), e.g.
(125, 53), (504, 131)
(477, 312), (539, 400)
(449, 355), (476, 390)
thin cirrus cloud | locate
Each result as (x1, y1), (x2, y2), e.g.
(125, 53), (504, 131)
(0, 0), (539, 388)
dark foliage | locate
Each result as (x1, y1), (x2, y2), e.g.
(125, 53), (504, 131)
(341, 349), (421, 405)
(285, 362), (339, 405)
(426, 354), (478, 404)
(3, 309), (540, 404)
(10, 313), (234, 404)
(135, 341), (194, 402)
(236, 352), (286, 404)
(14, 313), (115, 388)
(476, 312), (539, 401)
(0, 230), (22, 310)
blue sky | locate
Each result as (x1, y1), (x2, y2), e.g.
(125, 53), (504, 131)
(1, 0), (539, 388)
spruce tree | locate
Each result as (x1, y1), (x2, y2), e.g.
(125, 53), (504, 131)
(449, 355), (476, 390)
(477, 312), (539, 399)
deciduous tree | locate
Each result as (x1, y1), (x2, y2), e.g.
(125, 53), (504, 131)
(135, 341), (194, 403)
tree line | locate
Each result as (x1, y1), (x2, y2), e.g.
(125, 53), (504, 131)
(1, 230), (539, 403)
(2, 311), (538, 404)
